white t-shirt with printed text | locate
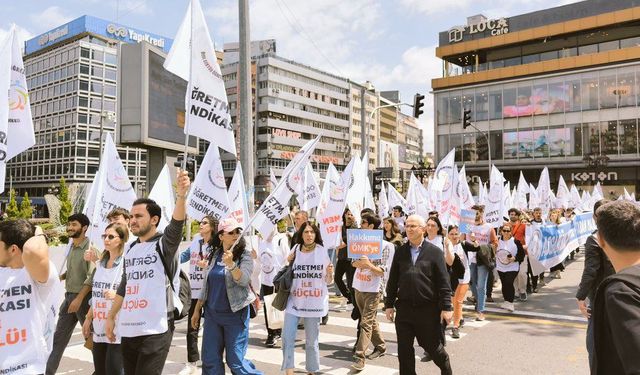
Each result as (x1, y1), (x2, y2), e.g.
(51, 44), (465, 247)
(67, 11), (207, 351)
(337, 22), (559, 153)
(286, 245), (330, 318)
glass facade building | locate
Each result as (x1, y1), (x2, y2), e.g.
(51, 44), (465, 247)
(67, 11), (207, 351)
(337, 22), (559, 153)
(433, 0), (640, 196)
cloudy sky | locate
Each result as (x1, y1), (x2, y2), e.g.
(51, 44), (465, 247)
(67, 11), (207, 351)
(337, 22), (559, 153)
(2, 0), (579, 154)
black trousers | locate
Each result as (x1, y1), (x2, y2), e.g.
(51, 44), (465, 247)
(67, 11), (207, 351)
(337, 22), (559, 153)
(121, 320), (175, 375)
(92, 342), (124, 375)
(260, 284), (281, 336)
(395, 304), (452, 375)
(527, 258), (538, 290)
(186, 298), (201, 362)
(486, 270), (495, 298)
(334, 259), (355, 302)
(46, 292), (91, 375)
(498, 271), (519, 303)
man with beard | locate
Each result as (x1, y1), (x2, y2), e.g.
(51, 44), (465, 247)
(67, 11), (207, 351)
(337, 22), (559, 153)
(105, 169), (190, 375)
(46, 213), (94, 375)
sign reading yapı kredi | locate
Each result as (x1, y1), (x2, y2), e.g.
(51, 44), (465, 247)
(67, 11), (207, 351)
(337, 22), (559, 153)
(448, 17), (509, 43)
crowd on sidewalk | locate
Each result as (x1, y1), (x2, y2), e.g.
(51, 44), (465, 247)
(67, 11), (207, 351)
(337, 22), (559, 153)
(1, 170), (638, 375)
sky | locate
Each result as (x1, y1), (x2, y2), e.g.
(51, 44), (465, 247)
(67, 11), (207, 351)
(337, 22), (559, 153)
(1, 0), (580, 156)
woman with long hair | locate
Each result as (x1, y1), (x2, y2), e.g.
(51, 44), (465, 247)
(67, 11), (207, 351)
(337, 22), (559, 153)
(383, 217), (404, 247)
(191, 218), (262, 375)
(82, 223), (129, 375)
(178, 215), (218, 374)
(495, 222), (525, 312)
(282, 222), (334, 375)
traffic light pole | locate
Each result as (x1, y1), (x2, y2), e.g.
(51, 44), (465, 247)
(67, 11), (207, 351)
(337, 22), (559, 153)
(366, 102), (413, 180)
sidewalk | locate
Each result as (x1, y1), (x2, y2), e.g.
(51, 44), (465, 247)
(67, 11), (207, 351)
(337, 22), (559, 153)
(467, 250), (588, 323)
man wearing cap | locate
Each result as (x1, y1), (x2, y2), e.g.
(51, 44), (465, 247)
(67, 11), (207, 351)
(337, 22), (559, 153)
(191, 217), (262, 375)
(104, 170), (190, 375)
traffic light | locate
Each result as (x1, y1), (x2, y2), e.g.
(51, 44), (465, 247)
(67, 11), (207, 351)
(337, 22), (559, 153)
(413, 93), (425, 118)
(462, 108), (472, 129)
(174, 153), (196, 179)
(372, 170), (383, 196)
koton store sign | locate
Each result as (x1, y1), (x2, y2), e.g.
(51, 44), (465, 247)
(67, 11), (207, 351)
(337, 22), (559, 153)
(448, 18), (509, 43)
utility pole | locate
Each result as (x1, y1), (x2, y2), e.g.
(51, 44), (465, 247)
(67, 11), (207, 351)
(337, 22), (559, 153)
(239, 0), (254, 213)
(360, 86), (367, 174)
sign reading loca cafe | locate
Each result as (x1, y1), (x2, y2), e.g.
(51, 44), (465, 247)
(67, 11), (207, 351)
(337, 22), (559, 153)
(448, 18), (509, 43)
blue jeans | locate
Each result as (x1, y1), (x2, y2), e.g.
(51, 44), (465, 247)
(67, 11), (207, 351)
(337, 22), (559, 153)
(281, 313), (321, 373)
(470, 263), (490, 313)
(202, 306), (262, 375)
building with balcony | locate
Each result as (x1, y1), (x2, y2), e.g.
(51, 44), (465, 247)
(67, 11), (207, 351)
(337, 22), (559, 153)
(434, 0), (640, 196)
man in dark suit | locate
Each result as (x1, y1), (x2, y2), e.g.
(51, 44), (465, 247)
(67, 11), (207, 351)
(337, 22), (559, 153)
(385, 214), (453, 375)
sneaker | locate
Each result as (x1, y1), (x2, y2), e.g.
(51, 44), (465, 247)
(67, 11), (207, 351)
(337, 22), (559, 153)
(422, 351), (432, 362)
(466, 296), (476, 304)
(486, 296), (495, 303)
(459, 318), (465, 328)
(507, 302), (515, 312)
(501, 302), (515, 312)
(451, 327), (460, 339)
(265, 334), (276, 348)
(321, 315), (329, 325)
(532, 287), (539, 293)
(555, 271), (562, 279)
(178, 362), (197, 375)
(476, 313), (485, 321)
(520, 293), (527, 302)
(351, 358), (365, 371)
(366, 348), (386, 360)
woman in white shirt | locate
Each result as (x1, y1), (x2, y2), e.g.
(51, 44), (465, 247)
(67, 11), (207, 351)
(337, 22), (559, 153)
(82, 223), (128, 375)
(446, 225), (471, 339)
(495, 222), (525, 313)
(282, 222), (334, 375)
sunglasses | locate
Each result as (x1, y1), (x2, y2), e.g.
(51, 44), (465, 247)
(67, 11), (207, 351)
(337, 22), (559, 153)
(101, 234), (120, 240)
(502, 230), (511, 233)
(200, 221), (210, 226)
(225, 228), (242, 235)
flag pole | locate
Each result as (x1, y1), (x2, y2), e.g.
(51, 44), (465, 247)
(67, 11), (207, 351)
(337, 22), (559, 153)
(182, 0), (194, 171)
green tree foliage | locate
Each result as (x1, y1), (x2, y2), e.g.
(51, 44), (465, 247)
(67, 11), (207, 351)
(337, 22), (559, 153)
(5, 189), (19, 218)
(19, 192), (33, 219)
(59, 177), (72, 224)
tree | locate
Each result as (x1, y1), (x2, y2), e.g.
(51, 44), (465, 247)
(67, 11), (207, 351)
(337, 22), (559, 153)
(19, 192), (33, 219)
(59, 177), (72, 224)
(5, 189), (19, 219)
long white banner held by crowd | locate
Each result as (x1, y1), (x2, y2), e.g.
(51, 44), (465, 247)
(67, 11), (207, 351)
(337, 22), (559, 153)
(526, 212), (596, 274)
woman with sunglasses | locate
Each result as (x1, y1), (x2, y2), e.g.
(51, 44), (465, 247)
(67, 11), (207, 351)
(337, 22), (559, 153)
(282, 221), (334, 375)
(191, 218), (262, 375)
(82, 223), (128, 375)
(178, 215), (218, 375)
(496, 222), (525, 312)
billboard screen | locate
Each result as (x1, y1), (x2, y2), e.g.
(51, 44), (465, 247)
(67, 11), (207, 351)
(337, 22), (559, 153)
(378, 140), (399, 171)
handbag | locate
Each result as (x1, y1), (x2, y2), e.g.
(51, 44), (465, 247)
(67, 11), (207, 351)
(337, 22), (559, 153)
(477, 244), (496, 269)
(450, 253), (465, 280)
(263, 293), (285, 329)
(84, 335), (93, 351)
(249, 285), (261, 319)
(271, 248), (297, 311)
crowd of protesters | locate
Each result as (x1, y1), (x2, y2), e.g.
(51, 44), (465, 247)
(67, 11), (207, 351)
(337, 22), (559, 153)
(1, 170), (638, 375)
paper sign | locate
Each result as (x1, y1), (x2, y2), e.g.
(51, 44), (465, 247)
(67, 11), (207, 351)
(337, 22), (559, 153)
(459, 209), (476, 234)
(347, 229), (383, 260)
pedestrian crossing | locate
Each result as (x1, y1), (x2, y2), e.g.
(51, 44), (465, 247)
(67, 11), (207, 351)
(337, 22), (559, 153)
(57, 302), (490, 374)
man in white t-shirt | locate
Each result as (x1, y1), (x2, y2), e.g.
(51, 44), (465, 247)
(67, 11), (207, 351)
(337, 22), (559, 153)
(0, 220), (61, 375)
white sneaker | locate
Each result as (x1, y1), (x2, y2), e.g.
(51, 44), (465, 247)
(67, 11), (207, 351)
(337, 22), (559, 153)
(505, 302), (515, 312)
(178, 362), (197, 375)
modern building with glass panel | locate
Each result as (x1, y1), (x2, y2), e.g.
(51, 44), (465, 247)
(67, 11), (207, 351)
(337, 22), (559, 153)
(433, 0), (640, 196)
(8, 16), (172, 211)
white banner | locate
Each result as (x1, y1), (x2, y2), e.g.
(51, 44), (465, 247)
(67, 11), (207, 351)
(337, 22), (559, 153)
(484, 165), (504, 228)
(251, 136), (320, 236)
(515, 171), (528, 210)
(187, 144), (231, 221)
(377, 181), (389, 218)
(317, 162), (350, 248)
(538, 167), (552, 216)
(455, 166), (475, 210)
(227, 162), (250, 227)
(148, 164), (175, 232)
(164, 0), (236, 154)
(387, 183), (407, 213)
(295, 163), (321, 211)
(435, 148), (456, 224)
(346, 154), (366, 225)
(85, 134), (137, 246)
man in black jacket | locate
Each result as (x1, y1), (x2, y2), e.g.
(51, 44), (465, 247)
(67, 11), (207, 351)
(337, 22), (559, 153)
(385, 215), (453, 375)
(575, 199), (614, 370)
(592, 200), (640, 375)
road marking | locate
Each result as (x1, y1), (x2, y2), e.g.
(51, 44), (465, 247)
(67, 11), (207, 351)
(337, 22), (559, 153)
(462, 304), (587, 323)
(483, 313), (587, 329)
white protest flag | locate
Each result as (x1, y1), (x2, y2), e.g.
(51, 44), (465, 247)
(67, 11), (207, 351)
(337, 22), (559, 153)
(187, 144), (231, 221)
(164, 0), (236, 154)
(484, 165), (504, 228)
(515, 172), (529, 210)
(364, 175), (376, 212)
(537, 167), (552, 215)
(387, 182), (407, 212)
(345, 153), (366, 225)
(269, 168), (289, 217)
(502, 181), (511, 218)
(7, 26), (35, 162)
(295, 163), (321, 211)
(0, 30), (12, 193)
(434, 148), (456, 223)
(528, 183), (538, 209)
(456, 166), (475, 209)
(555, 175), (570, 209)
(227, 162), (250, 227)
(148, 164), (175, 232)
(82, 169), (101, 218)
(378, 181), (389, 218)
(446, 165), (461, 225)
(406, 173), (430, 218)
(592, 182), (604, 201)
(581, 190), (592, 212)
(251, 136), (320, 236)
(624, 187), (634, 201)
(86, 134), (137, 246)
(317, 162), (352, 248)
(477, 178), (486, 206)
(569, 184), (582, 210)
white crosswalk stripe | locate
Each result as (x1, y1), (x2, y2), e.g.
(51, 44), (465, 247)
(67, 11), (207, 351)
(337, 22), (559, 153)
(59, 303), (489, 374)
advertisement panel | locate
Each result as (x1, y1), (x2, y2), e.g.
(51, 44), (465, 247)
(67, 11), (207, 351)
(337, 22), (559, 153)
(379, 140), (399, 171)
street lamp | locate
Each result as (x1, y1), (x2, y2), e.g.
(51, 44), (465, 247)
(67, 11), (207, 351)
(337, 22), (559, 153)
(47, 187), (59, 195)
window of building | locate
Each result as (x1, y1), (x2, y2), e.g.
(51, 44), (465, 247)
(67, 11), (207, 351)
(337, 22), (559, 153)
(619, 119), (638, 155)
(81, 48), (90, 59)
(616, 68), (636, 108)
(105, 68), (117, 81)
(105, 53), (117, 65)
(578, 44), (598, 55)
(599, 72), (618, 109)
(601, 121), (619, 155)
(581, 73), (599, 110)
(599, 40), (619, 52)
(92, 50), (104, 62)
(449, 93), (461, 123)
